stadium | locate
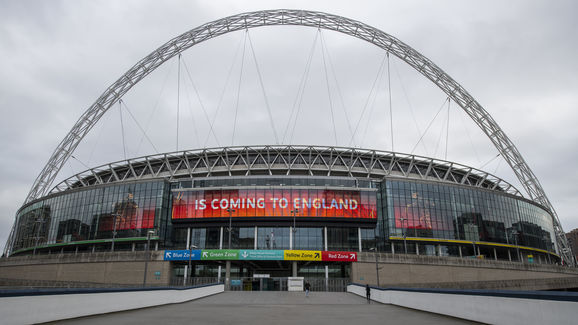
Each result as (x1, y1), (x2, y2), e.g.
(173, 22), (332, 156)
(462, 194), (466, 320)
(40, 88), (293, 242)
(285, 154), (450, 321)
(1, 10), (575, 291)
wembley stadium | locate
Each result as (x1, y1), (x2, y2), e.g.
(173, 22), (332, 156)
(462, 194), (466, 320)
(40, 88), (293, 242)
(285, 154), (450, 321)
(1, 9), (575, 291)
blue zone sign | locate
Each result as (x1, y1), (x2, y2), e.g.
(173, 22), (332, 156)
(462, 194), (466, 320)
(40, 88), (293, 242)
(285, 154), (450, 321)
(164, 250), (201, 261)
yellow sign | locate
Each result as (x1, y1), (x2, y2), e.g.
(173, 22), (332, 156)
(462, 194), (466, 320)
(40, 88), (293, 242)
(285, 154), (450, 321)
(284, 250), (322, 261)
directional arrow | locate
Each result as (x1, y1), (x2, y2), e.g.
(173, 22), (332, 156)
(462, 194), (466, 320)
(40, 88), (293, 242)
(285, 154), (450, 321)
(166, 252), (172, 258)
(202, 251), (208, 258)
(350, 253), (355, 259)
(241, 251), (249, 258)
(314, 252), (320, 258)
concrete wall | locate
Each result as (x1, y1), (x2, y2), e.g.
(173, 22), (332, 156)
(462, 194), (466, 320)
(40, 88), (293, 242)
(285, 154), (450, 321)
(353, 253), (578, 290)
(0, 251), (171, 286)
(1, 284), (224, 325)
(348, 284), (578, 325)
(2, 251), (578, 290)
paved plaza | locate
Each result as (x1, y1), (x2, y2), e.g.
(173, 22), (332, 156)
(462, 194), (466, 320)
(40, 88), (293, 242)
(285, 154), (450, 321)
(48, 291), (480, 324)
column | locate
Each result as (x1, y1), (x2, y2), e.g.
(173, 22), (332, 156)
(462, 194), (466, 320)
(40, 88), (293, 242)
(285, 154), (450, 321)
(292, 262), (298, 277)
(358, 228), (362, 252)
(184, 227), (191, 286)
(225, 261), (231, 290)
(290, 226), (293, 250)
(324, 227), (328, 251)
(325, 265), (329, 291)
(219, 227), (223, 249)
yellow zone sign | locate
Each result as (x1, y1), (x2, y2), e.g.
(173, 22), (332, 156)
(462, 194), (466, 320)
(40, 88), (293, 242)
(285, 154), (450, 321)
(284, 250), (322, 261)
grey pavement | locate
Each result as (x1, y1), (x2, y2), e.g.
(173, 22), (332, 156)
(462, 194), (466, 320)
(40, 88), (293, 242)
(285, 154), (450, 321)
(48, 291), (480, 325)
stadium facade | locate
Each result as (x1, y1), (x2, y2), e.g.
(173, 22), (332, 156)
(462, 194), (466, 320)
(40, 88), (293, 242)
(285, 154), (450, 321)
(5, 146), (561, 285)
(2, 10), (573, 289)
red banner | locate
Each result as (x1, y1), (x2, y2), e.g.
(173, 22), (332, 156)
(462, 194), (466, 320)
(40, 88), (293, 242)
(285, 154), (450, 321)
(172, 189), (376, 220)
(322, 251), (358, 262)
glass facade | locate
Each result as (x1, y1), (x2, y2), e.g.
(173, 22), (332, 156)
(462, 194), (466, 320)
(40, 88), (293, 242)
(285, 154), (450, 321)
(385, 179), (556, 253)
(9, 175), (558, 262)
(11, 181), (169, 253)
(293, 227), (324, 250)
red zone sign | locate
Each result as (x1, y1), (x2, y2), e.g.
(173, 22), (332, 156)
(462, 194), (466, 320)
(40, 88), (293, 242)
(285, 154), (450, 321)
(321, 251), (357, 262)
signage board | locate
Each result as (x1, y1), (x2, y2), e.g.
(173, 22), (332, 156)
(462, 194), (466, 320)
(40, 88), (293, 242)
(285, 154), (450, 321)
(284, 250), (322, 261)
(201, 249), (239, 260)
(322, 251), (357, 262)
(288, 277), (304, 291)
(163, 249), (358, 262)
(253, 274), (270, 278)
(164, 250), (202, 261)
(172, 188), (377, 220)
(239, 250), (285, 260)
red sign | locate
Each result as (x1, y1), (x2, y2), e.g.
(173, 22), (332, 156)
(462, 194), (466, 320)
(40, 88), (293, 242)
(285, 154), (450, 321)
(172, 188), (376, 220)
(322, 251), (357, 262)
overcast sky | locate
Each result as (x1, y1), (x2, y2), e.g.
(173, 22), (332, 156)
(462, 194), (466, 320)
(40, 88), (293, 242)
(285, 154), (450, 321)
(1, 0), (577, 253)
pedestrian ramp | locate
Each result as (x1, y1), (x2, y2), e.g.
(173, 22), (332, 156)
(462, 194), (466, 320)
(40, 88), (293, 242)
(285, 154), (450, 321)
(194, 291), (369, 305)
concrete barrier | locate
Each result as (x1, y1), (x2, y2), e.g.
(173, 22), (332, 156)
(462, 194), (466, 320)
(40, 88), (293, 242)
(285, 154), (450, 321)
(0, 283), (224, 324)
(348, 284), (578, 325)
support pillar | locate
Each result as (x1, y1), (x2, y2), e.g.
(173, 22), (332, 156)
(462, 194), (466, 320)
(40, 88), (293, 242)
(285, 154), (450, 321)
(325, 265), (329, 291)
(292, 262), (298, 277)
(225, 261), (231, 290)
(324, 227), (328, 251)
(358, 227), (362, 252)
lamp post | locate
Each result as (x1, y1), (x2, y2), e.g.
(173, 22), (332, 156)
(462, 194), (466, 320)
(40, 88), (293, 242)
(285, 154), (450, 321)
(186, 244), (198, 286)
(512, 230), (520, 262)
(369, 247), (380, 287)
(226, 208), (235, 290)
(227, 208), (235, 249)
(143, 230), (155, 287)
(291, 209), (299, 232)
(400, 217), (407, 254)
(111, 213), (121, 252)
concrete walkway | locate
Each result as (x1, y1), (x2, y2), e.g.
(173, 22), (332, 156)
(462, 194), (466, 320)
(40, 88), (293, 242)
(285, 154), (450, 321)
(48, 291), (480, 324)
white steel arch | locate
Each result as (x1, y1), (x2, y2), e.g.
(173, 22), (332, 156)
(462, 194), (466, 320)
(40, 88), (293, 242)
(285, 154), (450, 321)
(23, 9), (572, 262)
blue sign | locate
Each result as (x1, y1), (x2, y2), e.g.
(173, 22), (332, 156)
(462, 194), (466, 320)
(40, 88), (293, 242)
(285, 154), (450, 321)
(238, 250), (284, 260)
(164, 250), (202, 261)
(231, 280), (242, 286)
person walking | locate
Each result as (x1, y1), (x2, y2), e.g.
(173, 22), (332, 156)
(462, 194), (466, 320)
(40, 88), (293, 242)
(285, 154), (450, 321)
(366, 284), (371, 303)
(305, 281), (311, 297)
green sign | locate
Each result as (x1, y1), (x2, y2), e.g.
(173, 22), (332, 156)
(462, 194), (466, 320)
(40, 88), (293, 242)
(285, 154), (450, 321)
(239, 250), (284, 260)
(201, 249), (239, 260)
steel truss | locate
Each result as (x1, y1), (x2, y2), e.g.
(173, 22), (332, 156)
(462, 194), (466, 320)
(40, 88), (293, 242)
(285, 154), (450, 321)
(50, 145), (520, 196)
(21, 10), (572, 263)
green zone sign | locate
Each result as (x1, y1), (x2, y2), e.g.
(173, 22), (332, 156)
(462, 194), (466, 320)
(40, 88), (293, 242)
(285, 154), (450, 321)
(201, 249), (238, 260)
(239, 250), (284, 260)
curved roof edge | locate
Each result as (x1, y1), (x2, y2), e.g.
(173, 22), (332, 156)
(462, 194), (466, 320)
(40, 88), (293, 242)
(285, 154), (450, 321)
(49, 145), (521, 197)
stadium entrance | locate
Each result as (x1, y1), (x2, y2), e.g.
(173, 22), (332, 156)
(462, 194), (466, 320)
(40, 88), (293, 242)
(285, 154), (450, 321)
(171, 260), (351, 291)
